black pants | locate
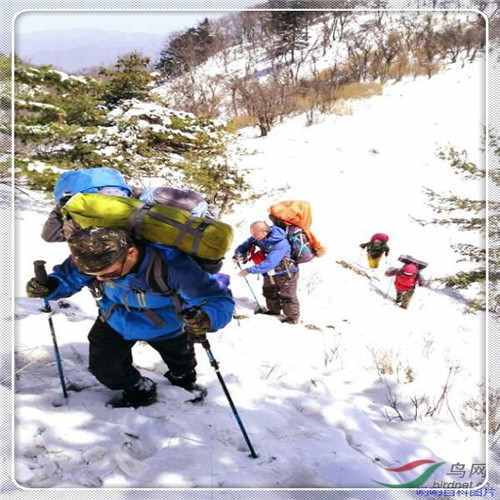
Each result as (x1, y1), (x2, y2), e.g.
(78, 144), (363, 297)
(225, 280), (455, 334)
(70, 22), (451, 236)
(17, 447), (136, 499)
(88, 318), (197, 390)
(262, 272), (300, 321)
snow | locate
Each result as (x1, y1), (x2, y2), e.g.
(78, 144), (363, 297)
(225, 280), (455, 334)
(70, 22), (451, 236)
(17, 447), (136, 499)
(108, 99), (195, 125)
(25, 161), (66, 174)
(15, 99), (61, 111)
(48, 69), (88, 85)
(13, 59), (488, 488)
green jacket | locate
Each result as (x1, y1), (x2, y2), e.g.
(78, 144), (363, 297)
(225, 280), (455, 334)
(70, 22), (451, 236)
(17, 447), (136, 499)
(360, 241), (390, 258)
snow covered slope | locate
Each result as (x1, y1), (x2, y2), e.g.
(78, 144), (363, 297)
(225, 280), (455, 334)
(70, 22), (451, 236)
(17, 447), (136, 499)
(13, 58), (486, 488)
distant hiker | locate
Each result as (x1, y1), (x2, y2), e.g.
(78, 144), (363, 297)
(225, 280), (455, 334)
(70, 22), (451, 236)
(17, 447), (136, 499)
(26, 227), (235, 408)
(360, 233), (390, 269)
(385, 262), (426, 309)
(233, 221), (300, 324)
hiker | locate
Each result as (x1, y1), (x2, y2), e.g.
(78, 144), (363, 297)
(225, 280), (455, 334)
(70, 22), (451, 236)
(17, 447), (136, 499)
(26, 227), (235, 408)
(385, 262), (426, 309)
(233, 221), (300, 324)
(360, 233), (390, 269)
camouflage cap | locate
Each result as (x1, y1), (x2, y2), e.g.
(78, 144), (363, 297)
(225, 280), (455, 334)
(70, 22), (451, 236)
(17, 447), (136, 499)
(68, 227), (131, 273)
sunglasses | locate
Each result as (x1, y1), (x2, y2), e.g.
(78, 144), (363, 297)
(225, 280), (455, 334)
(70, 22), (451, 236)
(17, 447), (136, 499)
(84, 251), (128, 281)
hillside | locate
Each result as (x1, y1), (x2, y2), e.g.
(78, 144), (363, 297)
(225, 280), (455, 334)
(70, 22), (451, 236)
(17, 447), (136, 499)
(12, 57), (489, 488)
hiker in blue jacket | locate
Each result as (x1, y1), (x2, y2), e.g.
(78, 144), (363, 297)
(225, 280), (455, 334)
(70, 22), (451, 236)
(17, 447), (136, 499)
(26, 227), (235, 408)
(233, 221), (300, 324)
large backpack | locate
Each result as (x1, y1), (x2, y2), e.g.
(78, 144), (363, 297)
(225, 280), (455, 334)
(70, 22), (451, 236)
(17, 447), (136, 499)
(53, 168), (227, 273)
(395, 272), (418, 292)
(268, 200), (326, 260)
(398, 254), (428, 270)
(54, 167), (132, 205)
(63, 193), (232, 273)
(54, 167), (210, 218)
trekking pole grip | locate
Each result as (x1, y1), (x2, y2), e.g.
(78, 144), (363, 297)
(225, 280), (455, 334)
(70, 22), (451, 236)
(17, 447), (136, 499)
(34, 260), (49, 286)
(34, 260), (51, 312)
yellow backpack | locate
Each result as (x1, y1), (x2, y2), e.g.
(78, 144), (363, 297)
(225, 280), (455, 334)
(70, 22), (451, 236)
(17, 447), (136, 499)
(63, 193), (233, 271)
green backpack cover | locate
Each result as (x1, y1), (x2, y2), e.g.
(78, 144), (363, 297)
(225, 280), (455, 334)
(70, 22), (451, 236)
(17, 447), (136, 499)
(62, 193), (233, 262)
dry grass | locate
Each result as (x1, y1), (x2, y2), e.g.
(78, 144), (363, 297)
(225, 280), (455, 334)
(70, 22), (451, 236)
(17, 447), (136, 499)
(335, 81), (383, 101)
(293, 94), (317, 114)
(226, 114), (256, 132)
(371, 348), (415, 384)
(412, 62), (442, 78)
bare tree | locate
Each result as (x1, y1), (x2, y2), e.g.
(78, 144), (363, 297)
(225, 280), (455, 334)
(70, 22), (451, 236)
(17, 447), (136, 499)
(346, 34), (372, 81)
(414, 16), (441, 79)
(437, 22), (465, 63)
(231, 75), (282, 136)
(377, 31), (404, 82)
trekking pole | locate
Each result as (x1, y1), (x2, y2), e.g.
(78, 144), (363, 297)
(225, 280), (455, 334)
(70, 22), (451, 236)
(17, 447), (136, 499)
(34, 260), (68, 400)
(236, 262), (264, 313)
(201, 339), (258, 459)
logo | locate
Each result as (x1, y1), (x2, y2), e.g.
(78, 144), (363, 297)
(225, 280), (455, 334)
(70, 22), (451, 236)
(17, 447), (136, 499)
(374, 459), (445, 488)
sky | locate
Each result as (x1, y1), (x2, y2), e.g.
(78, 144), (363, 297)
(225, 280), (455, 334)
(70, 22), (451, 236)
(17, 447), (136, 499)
(13, 7), (258, 71)
(15, 9), (254, 36)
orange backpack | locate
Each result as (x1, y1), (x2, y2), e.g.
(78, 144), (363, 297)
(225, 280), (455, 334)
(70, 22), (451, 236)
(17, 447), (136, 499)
(268, 200), (326, 257)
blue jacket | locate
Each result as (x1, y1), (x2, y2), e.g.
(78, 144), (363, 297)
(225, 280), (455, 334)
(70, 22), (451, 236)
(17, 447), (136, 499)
(235, 226), (297, 276)
(46, 244), (235, 341)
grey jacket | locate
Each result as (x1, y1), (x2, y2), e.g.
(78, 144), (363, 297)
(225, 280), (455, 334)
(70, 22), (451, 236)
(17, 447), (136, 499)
(41, 207), (78, 242)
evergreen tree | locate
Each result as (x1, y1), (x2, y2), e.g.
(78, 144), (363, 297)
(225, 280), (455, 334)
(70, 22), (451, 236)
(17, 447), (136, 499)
(101, 52), (152, 106)
(155, 18), (219, 78)
(13, 58), (259, 213)
(418, 135), (500, 312)
(267, 0), (312, 63)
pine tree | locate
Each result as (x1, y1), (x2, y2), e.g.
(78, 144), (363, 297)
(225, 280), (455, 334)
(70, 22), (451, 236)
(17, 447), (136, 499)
(13, 57), (259, 213)
(101, 52), (152, 106)
(268, 0), (311, 64)
(417, 135), (500, 312)
(155, 19), (219, 78)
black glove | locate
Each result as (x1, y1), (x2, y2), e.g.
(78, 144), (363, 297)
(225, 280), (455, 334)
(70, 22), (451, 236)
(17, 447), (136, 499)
(182, 308), (211, 343)
(26, 276), (58, 298)
(233, 253), (246, 265)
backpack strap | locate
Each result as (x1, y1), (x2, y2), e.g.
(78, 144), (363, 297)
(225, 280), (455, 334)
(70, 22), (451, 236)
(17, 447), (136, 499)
(146, 248), (184, 317)
(127, 203), (151, 238)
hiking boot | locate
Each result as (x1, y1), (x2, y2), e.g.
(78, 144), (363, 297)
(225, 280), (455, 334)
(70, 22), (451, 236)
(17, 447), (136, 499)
(106, 376), (157, 409)
(165, 369), (197, 391)
(280, 317), (299, 324)
(258, 309), (281, 316)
